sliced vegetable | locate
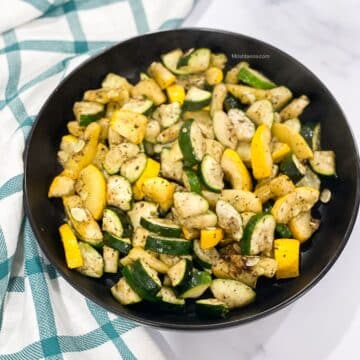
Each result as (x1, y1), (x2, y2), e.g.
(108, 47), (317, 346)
(183, 169), (202, 193)
(127, 201), (158, 229)
(176, 48), (211, 74)
(238, 65), (276, 89)
(48, 175), (75, 198)
(148, 61), (176, 89)
(195, 299), (229, 319)
(167, 258), (193, 287)
(103, 245), (119, 273)
(216, 200), (243, 241)
(280, 153), (306, 182)
(120, 153), (147, 183)
(288, 211), (320, 243)
(183, 86), (212, 111)
(241, 213), (275, 255)
(280, 95), (309, 120)
(76, 242), (104, 278)
(140, 217), (181, 237)
(173, 192), (209, 218)
(160, 148), (183, 182)
(226, 84), (267, 105)
(200, 228), (224, 249)
(205, 67), (224, 85)
(145, 234), (192, 256)
(265, 86), (293, 110)
(58, 224), (83, 269)
(156, 287), (185, 311)
(213, 110), (238, 149)
(271, 142), (291, 163)
(121, 98), (153, 115)
(200, 154), (224, 193)
(224, 93), (242, 111)
(220, 190), (262, 213)
(296, 166), (321, 190)
(274, 239), (300, 279)
(102, 73), (133, 91)
(228, 108), (255, 142)
(157, 121), (183, 144)
(131, 79), (166, 105)
(132, 158), (160, 200)
(210, 279), (256, 309)
(275, 223), (293, 238)
(271, 187), (320, 223)
(181, 211), (218, 230)
(102, 206), (133, 238)
(166, 84), (186, 104)
(221, 148), (252, 191)
(251, 124), (273, 179)
(246, 100), (274, 127)
(272, 123), (313, 160)
(210, 83), (227, 116)
(193, 239), (220, 269)
(103, 232), (132, 254)
(309, 151), (336, 176)
(124, 247), (169, 273)
(183, 110), (214, 139)
(73, 101), (104, 126)
(178, 270), (212, 299)
(283, 118), (301, 133)
(111, 277), (142, 305)
(300, 122), (321, 151)
(142, 176), (175, 211)
(106, 176), (132, 211)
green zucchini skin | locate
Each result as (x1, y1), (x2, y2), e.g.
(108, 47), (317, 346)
(223, 93), (242, 112)
(177, 270), (212, 299)
(168, 258), (193, 288)
(140, 217), (182, 238)
(300, 122), (321, 150)
(145, 235), (193, 256)
(183, 169), (202, 194)
(280, 154), (306, 182)
(105, 206), (133, 238)
(122, 260), (160, 301)
(237, 66), (276, 90)
(195, 299), (229, 319)
(275, 223), (293, 238)
(103, 232), (132, 254)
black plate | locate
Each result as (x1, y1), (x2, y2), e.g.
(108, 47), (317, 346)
(24, 28), (360, 330)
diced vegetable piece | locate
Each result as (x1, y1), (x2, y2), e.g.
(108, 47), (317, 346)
(140, 217), (181, 237)
(241, 214), (276, 255)
(266, 86), (293, 110)
(121, 98), (153, 115)
(183, 86), (212, 111)
(177, 48), (211, 74)
(106, 176), (132, 211)
(161, 49), (189, 75)
(132, 158), (160, 200)
(309, 151), (336, 176)
(280, 153), (306, 182)
(92, 142), (108, 170)
(300, 122), (321, 151)
(216, 200), (243, 241)
(228, 109), (255, 142)
(275, 224), (293, 238)
(193, 239), (220, 268)
(63, 195), (103, 246)
(156, 287), (185, 311)
(236, 142), (252, 164)
(63, 122), (100, 179)
(142, 176), (175, 211)
(183, 169), (202, 193)
(201, 190), (220, 209)
(220, 190), (262, 213)
(284, 118), (301, 133)
(102, 206), (132, 238)
(238, 65), (275, 89)
(160, 148), (183, 182)
(157, 121), (183, 144)
(148, 61), (176, 89)
(221, 148), (252, 191)
(84, 87), (129, 105)
(271, 142), (291, 163)
(213, 110), (238, 149)
(205, 67), (224, 85)
(168, 258), (193, 287)
(195, 299), (229, 318)
(132, 227), (149, 248)
(200, 154), (224, 193)
(122, 259), (161, 301)
(200, 227), (223, 249)
(125, 247), (169, 273)
(181, 211), (218, 230)
(178, 270), (212, 299)
(274, 239), (300, 279)
(103, 232), (131, 254)
(59, 224), (83, 269)
(210, 53), (227, 69)
(166, 84), (186, 104)
(103, 245), (119, 273)
(131, 79), (166, 105)
(48, 175), (75, 197)
(120, 153), (147, 183)
(67, 121), (84, 137)
(246, 100), (274, 127)
(77, 242), (104, 278)
(173, 192), (209, 218)
(210, 83), (227, 116)
(111, 277), (142, 305)
(75, 164), (106, 220)
(296, 166), (321, 190)
(145, 234), (192, 256)
(210, 279), (256, 309)
(271, 187), (320, 223)
(272, 123), (313, 160)
(102, 73), (133, 91)
(225, 61), (247, 84)
(280, 95), (309, 120)
(103, 142), (139, 174)
(288, 211), (320, 243)
(224, 93), (242, 111)
(128, 202), (158, 230)
(269, 175), (295, 198)
(110, 110), (147, 145)
(226, 84), (267, 105)
(144, 120), (161, 144)
(74, 101), (104, 126)
(251, 124), (273, 179)
(183, 110), (214, 139)
(244, 256), (277, 278)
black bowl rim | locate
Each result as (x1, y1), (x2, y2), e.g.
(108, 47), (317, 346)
(24, 27), (360, 330)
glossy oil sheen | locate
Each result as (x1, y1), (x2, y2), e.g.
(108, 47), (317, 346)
(24, 28), (360, 330)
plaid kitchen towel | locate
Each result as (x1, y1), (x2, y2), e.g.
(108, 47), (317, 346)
(0, 0), (195, 358)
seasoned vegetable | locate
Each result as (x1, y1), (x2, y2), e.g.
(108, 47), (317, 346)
(50, 47), (336, 319)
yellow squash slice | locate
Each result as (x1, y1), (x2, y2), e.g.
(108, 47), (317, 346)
(59, 224), (83, 269)
(274, 239), (300, 279)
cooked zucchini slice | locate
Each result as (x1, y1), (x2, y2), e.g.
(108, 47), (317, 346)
(210, 279), (256, 309)
(228, 108), (255, 142)
(216, 200), (243, 241)
(102, 206), (133, 238)
(296, 166), (321, 190)
(309, 151), (336, 176)
(173, 192), (209, 218)
(275, 223), (293, 238)
(240, 213), (276, 255)
(76, 242), (104, 278)
(193, 239), (220, 269)
(121, 98), (153, 115)
(106, 176), (132, 211)
(246, 100), (274, 127)
(140, 217), (182, 238)
(195, 298), (230, 319)
(177, 48), (211, 74)
(103, 143), (139, 175)
(284, 118), (301, 133)
(103, 232), (132, 254)
(167, 258), (193, 287)
(224, 93), (242, 111)
(183, 169), (202, 194)
(120, 153), (147, 183)
(181, 211), (218, 230)
(238, 65), (276, 89)
(73, 101), (104, 126)
(145, 234), (192, 256)
(103, 245), (119, 273)
(127, 201), (158, 229)
(156, 287), (185, 311)
(183, 86), (212, 111)
(210, 83), (227, 116)
(280, 95), (309, 120)
(178, 270), (212, 299)
(131, 79), (166, 105)
(160, 148), (183, 182)
(213, 110), (238, 149)
(200, 154), (224, 193)
(111, 277), (142, 305)
(300, 122), (321, 151)
(280, 153), (306, 182)
(288, 211), (320, 243)
(220, 189), (262, 213)
(183, 110), (214, 139)
(157, 121), (183, 144)
(154, 102), (181, 128)
(122, 259), (161, 301)
(178, 120), (205, 167)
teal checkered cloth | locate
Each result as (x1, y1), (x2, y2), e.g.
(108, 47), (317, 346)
(0, 1), (194, 358)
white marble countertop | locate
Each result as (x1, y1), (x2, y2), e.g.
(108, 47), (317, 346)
(153, 0), (360, 359)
